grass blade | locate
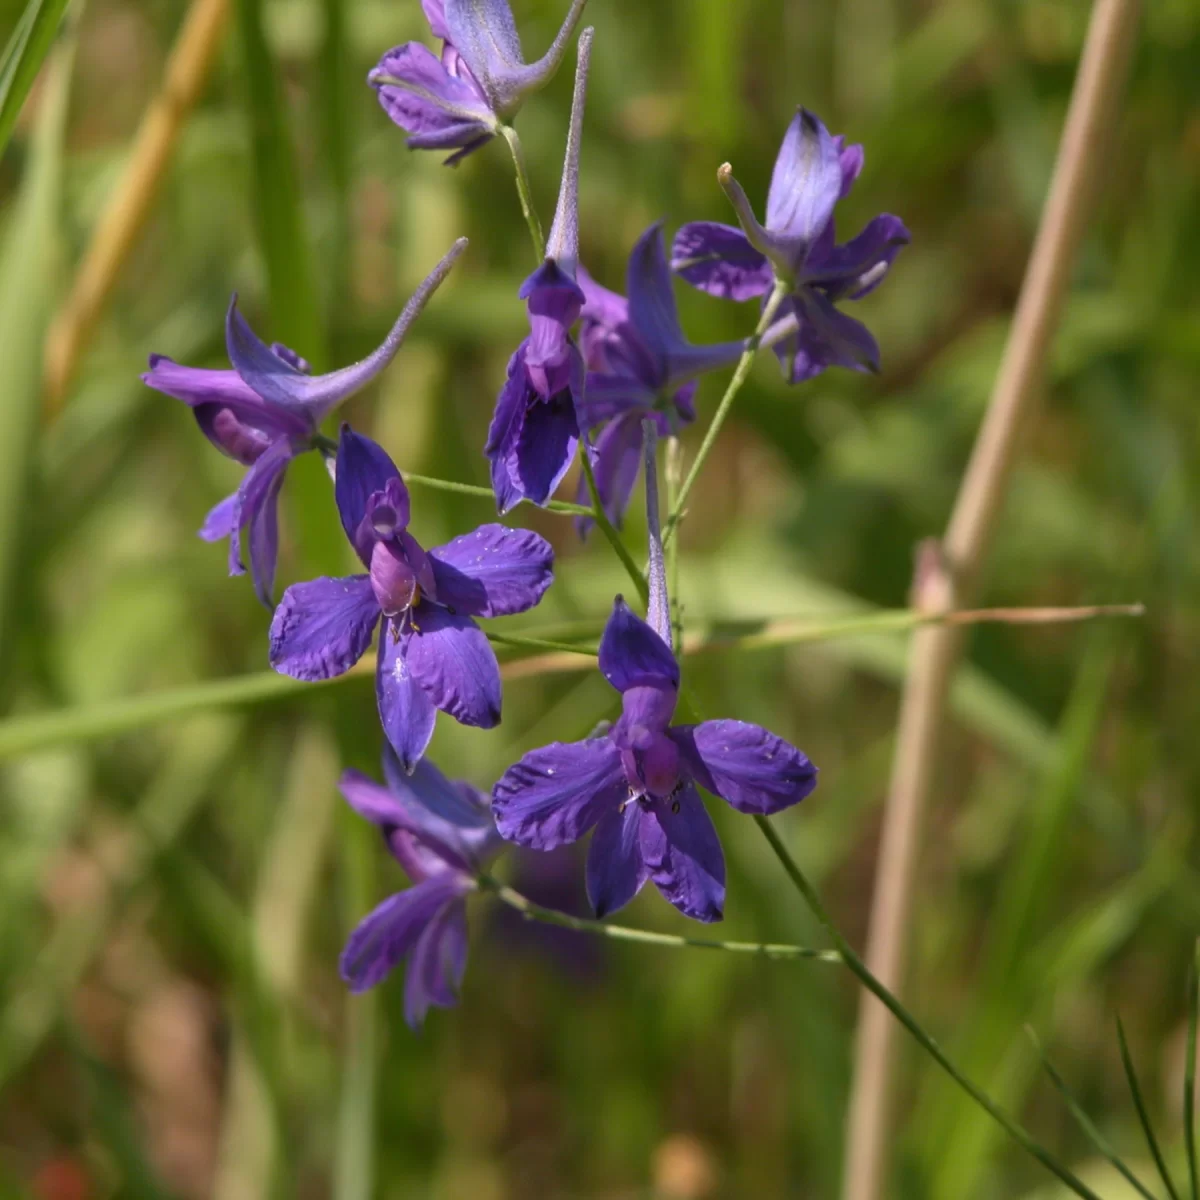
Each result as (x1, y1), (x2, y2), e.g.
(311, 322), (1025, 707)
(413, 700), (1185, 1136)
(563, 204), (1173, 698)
(0, 9), (74, 671)
(0, 668), (322, 760)
(334, 813), (377, 1200)
(1117, 1015), (1182, 1200)
(234, 0), (324, 364)
(1026, 1027), (1158, 1200)
(318, 0), (351, 311)
(0, 604), (1141, 762)
(1187, 944), (1199, 1200)
(0, 0), (71, 159)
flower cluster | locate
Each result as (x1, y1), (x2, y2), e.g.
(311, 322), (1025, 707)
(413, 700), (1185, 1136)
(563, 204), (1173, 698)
(147, 0), (907, 1025)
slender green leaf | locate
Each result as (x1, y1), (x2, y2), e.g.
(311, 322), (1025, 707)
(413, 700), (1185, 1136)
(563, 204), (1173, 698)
(921, 638), (1118, 1197)
(318, 0), (351, 310)
(1187, 944), (1199, 1200)
(0, 669), (318, 761)
(0, 11), (73, 671)
(334, 813), (377, 1200)
(1116, 1015), (1182, 1200)
(1026, 1027), (1157, 1200)
(0, 0), (72, 160)
(0, 607), (1043, 762)
(235, 0), (323, 364)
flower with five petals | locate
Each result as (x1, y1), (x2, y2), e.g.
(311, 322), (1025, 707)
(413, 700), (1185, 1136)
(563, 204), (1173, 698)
(492, 597), (818, 923)
(672, 108), (908, 383)
(269, 426), (554, 770)
(340, 750), (502, 1027)
(143, 240), (465, 605)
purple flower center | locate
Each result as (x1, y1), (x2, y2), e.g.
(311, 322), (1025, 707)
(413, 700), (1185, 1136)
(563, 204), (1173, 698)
(369, 539), (422, 616)
(620, 728), (681, 799)
(370, 504), (401, 539)
(209, 408), (274, 465)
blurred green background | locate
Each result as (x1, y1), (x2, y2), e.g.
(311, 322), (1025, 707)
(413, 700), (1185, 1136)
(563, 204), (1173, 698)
(0, 0), (1197, 1196)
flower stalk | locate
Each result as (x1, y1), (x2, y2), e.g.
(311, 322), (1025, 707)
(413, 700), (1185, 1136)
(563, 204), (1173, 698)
(481, 875), (840, 962)
(664, 274), (789, 546)
(501, 123), (546, 261)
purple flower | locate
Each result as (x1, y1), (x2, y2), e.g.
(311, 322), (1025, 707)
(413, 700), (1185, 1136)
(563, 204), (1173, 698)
(491, 597), (818, 923)
(486, 28), (592, 512)
(269, 426), (554, 770)
(144, 239), (466, 606)
(369, 0), (589, 165)
(671, 108), (909, 383)
(339, 751), (502, 1026)
(574, 223), (747, 529)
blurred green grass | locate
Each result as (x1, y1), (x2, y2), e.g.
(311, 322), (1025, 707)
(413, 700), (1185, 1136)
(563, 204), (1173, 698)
(0, 0), (1197, 1197)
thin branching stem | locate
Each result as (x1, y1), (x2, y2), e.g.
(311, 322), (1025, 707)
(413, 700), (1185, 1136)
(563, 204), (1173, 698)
(579, 443), (650, 603)
(751, 815), (1107, 1200)
(481, 876), (841, 962)
(664, 275), (789, 547)
(1117, 1016), (1182, 1200)
(402, 471), (593, 516)
(1027, 1026), (1158, 1200)
(500, 124), (545, 261)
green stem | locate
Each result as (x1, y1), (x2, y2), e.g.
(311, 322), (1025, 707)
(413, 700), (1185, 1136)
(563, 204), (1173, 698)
(482, 877), (840, 963)
(579, 443), (650, 603)
(1186, 943), (1199, 1200)
(1027, 1027), (1157, 1200)
(334, 818), (377, 1200)
(402, 471), (594, 516)
(485, 630), (598, 657)
(499, 124), (545, 261)
(0, 605), (1142, 762)
(1116, 1015), (1182, 1200)
(664, 276), (789, 547)
(751, 815), (1105, 1200)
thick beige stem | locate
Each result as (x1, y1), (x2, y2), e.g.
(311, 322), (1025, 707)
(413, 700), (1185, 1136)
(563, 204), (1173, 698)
(42, 0), (230, 415)
(841, 2), (1143, 1198)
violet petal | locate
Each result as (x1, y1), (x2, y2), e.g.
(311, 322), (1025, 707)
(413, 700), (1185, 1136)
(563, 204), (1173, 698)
(339, 876), (467, 993)
(640, 786), (725, 923)
(369, 41), (494, 146)
(269, 575), (379, 680)
(404, 897), (469, 1028)
(598, 596), (679, 693)
(673, 720), (818, 815)
(377, 631), (439, 772)
(226, 240), (465, 421)
(574, 409), (644, 535)
(586, 803), (648, 918)
(382, 749), (495, 831)
(335, 426), (406, 561)
(228, 437), (294, 607)
(512, 385), (579, 507)
(198, 492), (239, 543)
(339, 768), (473, 876)
(764, 108), (844, 267)
(405, 605), (501, 729)
(428, 523), (555, 618)
(806, 212), (910, 299)
(492, 738), (627, 850)
(142, 356), (309, 442)
(484, 341), (532, 514)
(670, 222), (773, 302)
